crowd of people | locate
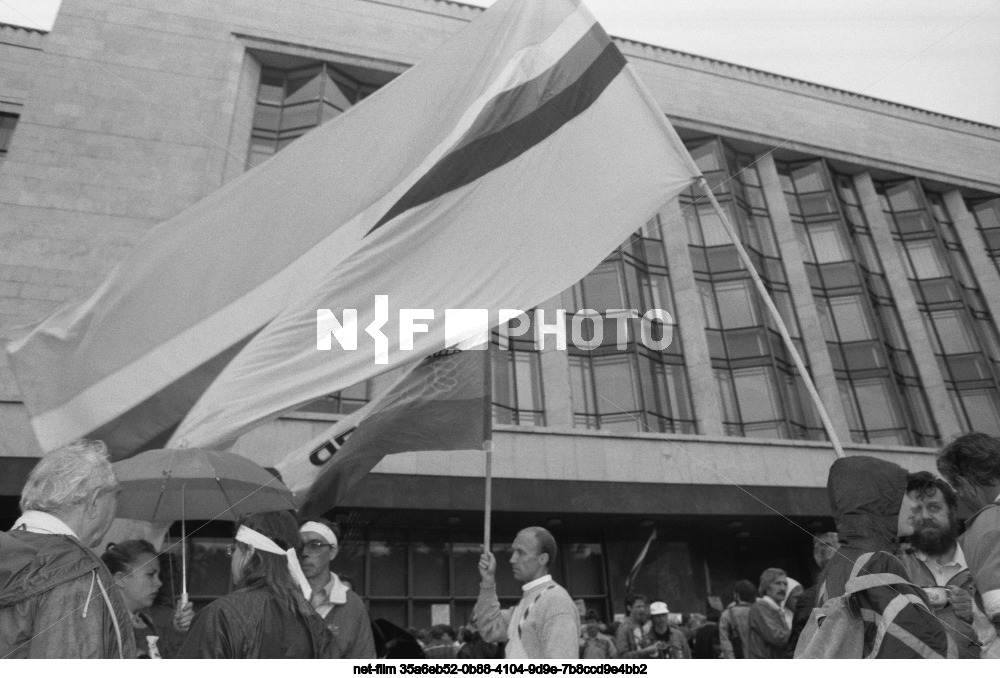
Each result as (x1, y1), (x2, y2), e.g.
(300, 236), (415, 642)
(4, 432), (1000, 659)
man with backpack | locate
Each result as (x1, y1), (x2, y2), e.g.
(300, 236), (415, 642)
(798, 455), (955, 658)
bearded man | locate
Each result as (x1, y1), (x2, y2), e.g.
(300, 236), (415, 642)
(898, 471), (981, 658)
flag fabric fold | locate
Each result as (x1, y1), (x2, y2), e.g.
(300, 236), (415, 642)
(5, 0), (700, 460)
(272, 349), (490, 516)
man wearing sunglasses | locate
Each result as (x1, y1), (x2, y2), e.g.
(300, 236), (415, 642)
(298, 519), (376, 658)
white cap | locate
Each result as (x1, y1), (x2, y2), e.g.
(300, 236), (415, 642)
(649, 601), (669, 616)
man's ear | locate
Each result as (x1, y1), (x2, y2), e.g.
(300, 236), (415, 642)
(539, 552), (549, 568)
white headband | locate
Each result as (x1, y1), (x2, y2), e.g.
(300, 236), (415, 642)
(235, 525), (311, 600)
(299, 521), (338, 547)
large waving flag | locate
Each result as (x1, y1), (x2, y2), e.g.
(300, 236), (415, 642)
(6, 0), (700, 460)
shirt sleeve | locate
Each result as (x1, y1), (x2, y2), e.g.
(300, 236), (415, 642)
(474, 584), (511, 644)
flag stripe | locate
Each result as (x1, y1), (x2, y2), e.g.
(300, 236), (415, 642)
(80, 330), (262, 458)
(452, 22), (611, 157)
(368, 40), (626, 234)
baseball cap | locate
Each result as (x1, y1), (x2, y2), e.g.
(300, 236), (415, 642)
(649, 601), (669, 616)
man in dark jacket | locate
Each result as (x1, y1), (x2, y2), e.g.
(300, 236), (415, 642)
(0, 439), (134, 659)
(810, 455), (955, 658)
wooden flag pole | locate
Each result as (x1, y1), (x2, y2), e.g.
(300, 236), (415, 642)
(698, 177), (845, 459)
(483, 343), (494, 555)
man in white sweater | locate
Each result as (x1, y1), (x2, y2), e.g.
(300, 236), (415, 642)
(474, 527), (580, 659)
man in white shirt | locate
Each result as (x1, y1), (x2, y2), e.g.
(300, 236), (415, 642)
(474, 526), (580, 659)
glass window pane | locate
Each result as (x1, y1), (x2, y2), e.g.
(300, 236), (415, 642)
(593, 355), (639, 413)
(932, 309), (979, 355)
(284, 68), (323, 105)
(279, 102), (321, 131)
(565, 543), (604, 596)
(569, 356), (595, 418)
(791, 163), (827, 192)
(688, 140), (723, 172)
(732, 366), (780, 422)
(854, 378), (902, 430)
(715, 280), (759, 329)
(369, 601), (407, 629)
(697, 204), (732, 247)
(838, 380), (861, 431)
(582, 263), (623, 312)
(715, 370), (739, 422)
(809, 222), (851, 263)
(335, 540), (366, 595)
(960, 390), (1000, 436)
(411, 541), (448, 597)
(369, 541), (407, 596)
(324, 73), (357, 110)
(885, 182), (921, 212)
(452, 543), (483, 598)
(257, 71), (284, 104)
(829, 295), (874, 342)
(513, 353), (542, 412)
(905, 240), (949, 279)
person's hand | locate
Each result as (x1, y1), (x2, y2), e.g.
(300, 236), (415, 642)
(478, 548), (497, 587)
(173, 600), (194, 632)
(947, 585), (974, 623)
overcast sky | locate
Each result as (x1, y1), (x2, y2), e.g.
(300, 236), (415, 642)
(1, 0), (998, 126)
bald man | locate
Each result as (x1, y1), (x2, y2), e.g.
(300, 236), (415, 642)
(474, 527), (580, 659)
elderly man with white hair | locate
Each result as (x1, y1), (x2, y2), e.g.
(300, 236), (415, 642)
(0, 439), (134, 658)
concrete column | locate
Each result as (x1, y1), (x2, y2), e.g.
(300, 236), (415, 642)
(942, 190), (1000, 327)
(854, 173), (962, 441)
(755, 154), (851, 441)
(537, 292), (573, 427)
(660, 197), (724, 436)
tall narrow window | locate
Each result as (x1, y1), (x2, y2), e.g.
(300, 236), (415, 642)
(970, 198), (1000, 277)
(881, 180), (1000, 436)
(492, 317), (545, 426)
(567, 219), (695, 434)
(248, 59), (396, 169)
(780, 161), (936, 446)
(684, 138), (821, 440)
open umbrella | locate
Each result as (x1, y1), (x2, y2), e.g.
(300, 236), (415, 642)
(113, 447), (297, 605)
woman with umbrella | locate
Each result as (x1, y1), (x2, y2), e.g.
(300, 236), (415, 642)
(177, 510), (335, 658)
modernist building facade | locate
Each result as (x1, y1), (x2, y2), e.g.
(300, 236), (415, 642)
(2, 0), (1000, 628)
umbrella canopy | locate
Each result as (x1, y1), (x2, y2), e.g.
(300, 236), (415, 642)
(113, 448), (297, 522)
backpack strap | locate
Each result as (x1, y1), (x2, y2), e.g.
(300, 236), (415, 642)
(844, 552), (916, 597)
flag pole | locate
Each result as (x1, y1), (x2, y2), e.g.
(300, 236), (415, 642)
(483, 343), (494, 555)
(697, 177), (845, 459)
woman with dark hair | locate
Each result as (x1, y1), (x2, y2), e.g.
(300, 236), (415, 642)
(178, 511), (335, 658)
(101, 539), (194, 658)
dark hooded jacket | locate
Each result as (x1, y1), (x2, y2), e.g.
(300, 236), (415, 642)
(810, 456), (955, 658)
(178, 584), (336, 658)
(0, 528), (135, 658)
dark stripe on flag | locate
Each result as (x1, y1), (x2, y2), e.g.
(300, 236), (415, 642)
(453, 23), (611, 153)
(83, 328), (264, 460)
(367, 40), (627, 235)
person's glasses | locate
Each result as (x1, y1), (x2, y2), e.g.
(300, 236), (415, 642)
(225, 543), (238, 557)
(300, 540), (334, 555)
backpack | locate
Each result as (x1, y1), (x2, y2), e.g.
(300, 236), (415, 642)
(794, 552), (912, 659)
(721, 607), (745, 658)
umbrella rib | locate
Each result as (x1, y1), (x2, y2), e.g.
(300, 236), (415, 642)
(215, 475), (240, 521)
